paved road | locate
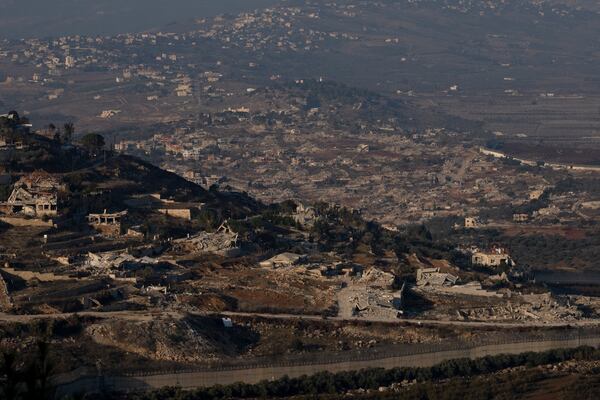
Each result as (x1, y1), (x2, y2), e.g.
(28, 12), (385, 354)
(55, 335), (600, 396)
(6, 308), (596, 396)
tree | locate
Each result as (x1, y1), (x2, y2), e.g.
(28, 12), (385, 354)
(63, 122), (74, 144)
(23, 341), (55, 400)
(79, 133), (105, 154)
(0, 351), (22, 400)
(0, 341), (55, 400)
(195, 208), (221, 231)
(6, 110), (20, 123)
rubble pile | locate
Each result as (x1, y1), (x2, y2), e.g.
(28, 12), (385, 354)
(358, 268), (395, 287)
(456, 296), (584, 323)
(173, 225), (239, 256)
(81, 251), (158, 276)
(336, 268), (402, 320)
(86, 317), (226, 362)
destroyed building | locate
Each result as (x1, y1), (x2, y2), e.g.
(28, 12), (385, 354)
(293, 203), (317, 227)
(416, 267), (458, 287)
(172, 222), (239, 256)
(513, 213), (529, 223)
(87, 210), (127, 236)
(259, 252), (306, 268)
(0, 170), (62, 217)
(83, 251), (158, 278)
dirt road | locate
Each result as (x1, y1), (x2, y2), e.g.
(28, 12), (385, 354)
(2, 309), (600, 329)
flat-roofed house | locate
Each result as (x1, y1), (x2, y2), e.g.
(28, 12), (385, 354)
(471, 247), (514, 268)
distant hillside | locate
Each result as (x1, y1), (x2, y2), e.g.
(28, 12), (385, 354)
(0, 114), (263, 221)
(0, 0), (277, 39)
(279, 79), (483, 132)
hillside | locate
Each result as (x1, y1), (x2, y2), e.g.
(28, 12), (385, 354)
(1, 112), (597, 386)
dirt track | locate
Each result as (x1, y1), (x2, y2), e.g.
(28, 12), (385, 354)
(2, 309), (600, 329)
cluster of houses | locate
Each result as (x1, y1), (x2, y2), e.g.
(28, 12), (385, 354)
(0, 169), (203, 238)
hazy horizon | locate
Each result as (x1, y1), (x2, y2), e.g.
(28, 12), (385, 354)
(0, 0), (279, 39)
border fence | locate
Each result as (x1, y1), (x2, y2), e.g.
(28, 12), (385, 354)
(53, 328), (600, 396)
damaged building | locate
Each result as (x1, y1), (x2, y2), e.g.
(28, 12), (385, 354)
(416, 268), (459, 287)
(259, 252), (306, 268)
(292, 203), (318, 227)
(172, 222), (240, 256)
(83, 251), (158, 278)
(0, 170), (62, 217)
(87, 210), (127, 236)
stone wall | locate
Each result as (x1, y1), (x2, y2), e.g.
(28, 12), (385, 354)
(0, 216), (54, 227)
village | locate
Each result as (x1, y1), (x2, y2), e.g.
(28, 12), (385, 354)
(2, 110), (600, 339)
(3, 1), (600, 398)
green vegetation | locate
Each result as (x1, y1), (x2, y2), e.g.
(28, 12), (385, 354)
(194, 208), (222, 232)
(1, 112), (26, 138)
(502, 233), (600, 271)
(287, 79), (379, 104)
(62, 123), (74, 144)
(563, 374), (600, 400)
(0, 341), (56, 400)
(336, 369), (558, 400)
(552, 177), (600, 198)
(0, 184), (11, 202)
(79, 133), (105, 154)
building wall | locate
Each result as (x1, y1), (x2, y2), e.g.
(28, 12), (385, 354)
(0, 216), (54, 227)
(464, 217), (477, 228)
(472, 253), (510, 267)
(158, 208), (192, 220)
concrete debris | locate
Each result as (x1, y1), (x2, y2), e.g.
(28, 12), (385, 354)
(358, 268), (395, 288)
(416, 268), (458, 287)
(82, 251), (158, 276)
(259, 252), (306, 268)
(455, 299), (584, 322)
(423, 281), (503, 298)
(222, 317), (233, 328)
(172, 223), (239, 256)
(0, 170), (61, 217)
(336, 268), (402, 320)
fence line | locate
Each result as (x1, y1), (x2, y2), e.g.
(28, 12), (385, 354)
(117, 329), (598, 377)
(53, 329), (600, 395)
